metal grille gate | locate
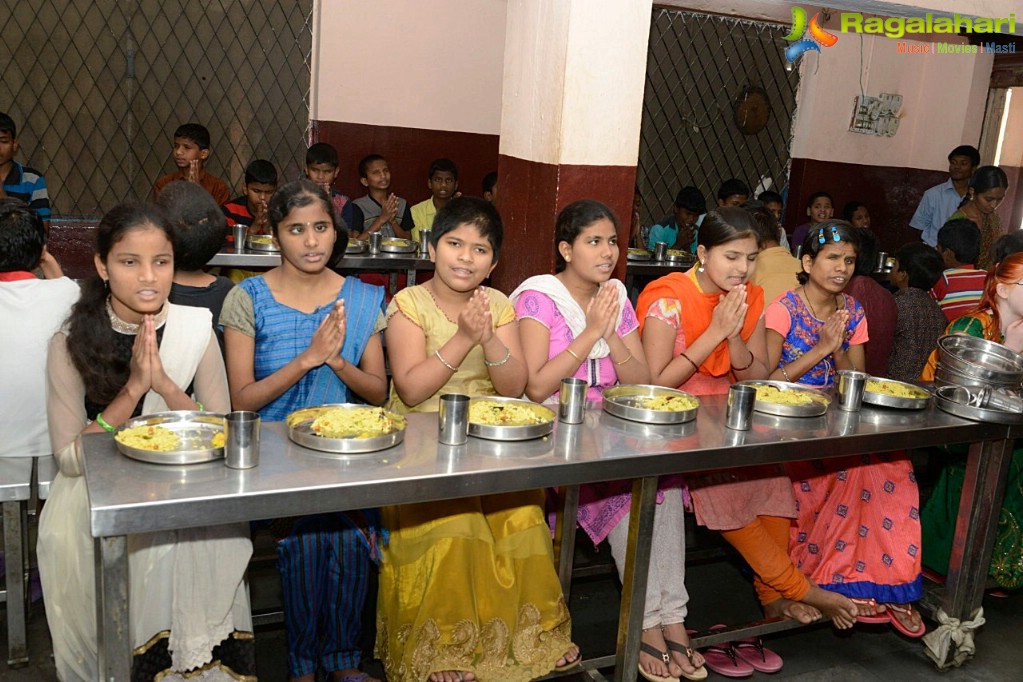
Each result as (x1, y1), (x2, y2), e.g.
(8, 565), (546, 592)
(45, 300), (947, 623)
(1, 0), (312, 218)
(639, 9), (800, 224)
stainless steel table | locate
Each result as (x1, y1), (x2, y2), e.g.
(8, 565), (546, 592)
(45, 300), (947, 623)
(83, 397), (1013, 680)
(0, 457), (32, 666)
(207, 247), (435, 295)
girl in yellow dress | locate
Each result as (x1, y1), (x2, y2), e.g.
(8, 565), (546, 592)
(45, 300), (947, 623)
(379, 197), (577, 682)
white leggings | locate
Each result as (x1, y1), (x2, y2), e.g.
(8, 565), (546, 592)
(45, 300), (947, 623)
(606, 490), (689, 630)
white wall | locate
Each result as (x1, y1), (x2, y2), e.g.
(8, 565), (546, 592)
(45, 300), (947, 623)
(789, 32), (994, 171)
(499, 0), (653, 165)
(311, 0), (507, 134)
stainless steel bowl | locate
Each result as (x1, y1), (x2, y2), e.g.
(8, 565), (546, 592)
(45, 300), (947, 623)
(934, 385), (1023, 425)
(468, 397), (555, 441)
(379, 238), (417, 254)
(934, 361), (1021, 390)
(115, 411), (225, 465)
(286, 404), (407, 454)
(736, 380), (830, 417)
(937, 334), (1023, 382)
(602, 385), (700, 425)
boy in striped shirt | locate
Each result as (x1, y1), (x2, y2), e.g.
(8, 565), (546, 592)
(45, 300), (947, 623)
(930, 218), (987, 322)
(0, 112), (50, 221)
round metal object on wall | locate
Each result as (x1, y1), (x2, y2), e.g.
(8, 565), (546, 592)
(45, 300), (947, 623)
(934, 385), (1023, 425)
(733, 86), (771, 135)
(602, 385), (700, 425)
(286, 404), (407, 454)
(861, 378), (931, 409)
(115, 411), (225, 465)
(467, 397), (555, 441)
(379, 238), (418, 254)
(735, 380), (830, 417)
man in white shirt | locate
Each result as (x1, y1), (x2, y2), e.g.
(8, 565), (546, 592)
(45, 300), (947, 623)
(909, 145), (979, 247)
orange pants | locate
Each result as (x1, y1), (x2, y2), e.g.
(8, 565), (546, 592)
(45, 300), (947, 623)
(721, 515), (810, 606)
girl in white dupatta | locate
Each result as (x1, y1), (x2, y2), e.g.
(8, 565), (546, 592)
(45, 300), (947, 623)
(38, 203), (254, 682)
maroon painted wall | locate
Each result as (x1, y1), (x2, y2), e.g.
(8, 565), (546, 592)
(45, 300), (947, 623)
(786, 158), (948, 255)
(310, 121), (500, 205)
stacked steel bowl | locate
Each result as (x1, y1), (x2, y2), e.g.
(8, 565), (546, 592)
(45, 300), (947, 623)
(933, 334), (1023, 391)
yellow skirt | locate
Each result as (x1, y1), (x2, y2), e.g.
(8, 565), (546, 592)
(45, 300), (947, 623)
(377, 491), (573, 682)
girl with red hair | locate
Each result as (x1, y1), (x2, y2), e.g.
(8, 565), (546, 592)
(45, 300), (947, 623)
(921, 252), (1023, 590)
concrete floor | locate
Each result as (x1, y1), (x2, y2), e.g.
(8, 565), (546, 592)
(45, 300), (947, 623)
(3, 533), (1022, 681)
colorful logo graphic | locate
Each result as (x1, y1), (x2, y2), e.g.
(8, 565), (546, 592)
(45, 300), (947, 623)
(783, 7), (839, 63)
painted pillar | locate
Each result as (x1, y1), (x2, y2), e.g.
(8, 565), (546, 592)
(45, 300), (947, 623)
(492, 0), (653, 291)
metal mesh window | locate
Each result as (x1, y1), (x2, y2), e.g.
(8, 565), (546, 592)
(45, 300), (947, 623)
(1, 0), (312, 218)
(639, 9), (800, 224)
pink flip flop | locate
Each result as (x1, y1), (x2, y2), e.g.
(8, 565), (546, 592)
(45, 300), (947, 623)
(884, 603), (926, 638)
(732, 637), (784, 674)
(700, 643), (754, 679)
(850, 597), (888, 624)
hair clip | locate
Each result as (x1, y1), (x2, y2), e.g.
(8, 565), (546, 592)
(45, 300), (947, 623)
(817, 225), (841, 245)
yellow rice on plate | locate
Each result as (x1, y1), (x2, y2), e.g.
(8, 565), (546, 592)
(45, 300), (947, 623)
(469, 400), (549, 426)
(310, 407), (404, 439)
(382, 239), (412, 247)
(866, 379), (929, 399)
(115, 425), (181, 452)
(753, 385), (824, 406)
(247, 234), (274, 245)
(638, 394), (699, 411)
(211, 431), (225, 448)
(628, 248), (650, 256)
(666, 249), (689, 258)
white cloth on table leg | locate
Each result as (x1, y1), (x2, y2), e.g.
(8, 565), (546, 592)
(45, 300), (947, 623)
(922, 607), (985, 669)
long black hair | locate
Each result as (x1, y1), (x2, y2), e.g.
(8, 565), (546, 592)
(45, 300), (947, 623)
(66, 203), (173, 406)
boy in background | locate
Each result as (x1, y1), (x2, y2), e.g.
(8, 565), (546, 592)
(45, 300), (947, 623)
(0, 199), (79, 461)
(746, 200), (799, 302)
(0, 112), (50, 221)
(647, 186), (705, 252)
(482, 170), (498, 203)
(305, 142), (363, 234)
(930, 218), (987, 322)
(223, 159), (278, 237)
(410, 158), (458, 243)
(757, 189), (788, 251)
(153, 123), (230, 205)
(158, 181), (234, 352)
(888, 243), (948, 382)
(352, 154), (412, 240)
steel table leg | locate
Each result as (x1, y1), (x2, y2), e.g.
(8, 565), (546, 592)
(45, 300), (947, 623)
(96, 535), (131, 681)
(614, 477), (658, 682)
(553, 485), (580, 601)
(389, 272), (399, 296)
(407, 267), (418, 287)
(939, 437), (1013, 667)
(3, 500), (28, 666)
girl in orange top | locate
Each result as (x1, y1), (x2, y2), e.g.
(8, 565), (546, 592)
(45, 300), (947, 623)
(639, 208), (858, 635)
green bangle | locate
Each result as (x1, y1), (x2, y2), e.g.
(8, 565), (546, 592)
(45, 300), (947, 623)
(195, 401), (205, 412)
(96, 412), (116, 433)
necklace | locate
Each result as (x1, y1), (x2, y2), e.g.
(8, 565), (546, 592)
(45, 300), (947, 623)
(802, 289), (838, 320)
(106, 297), (168, 335)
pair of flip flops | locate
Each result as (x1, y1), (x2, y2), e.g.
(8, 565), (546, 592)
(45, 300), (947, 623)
(851, 598), (926, 638)
(700, 626), (783, 678)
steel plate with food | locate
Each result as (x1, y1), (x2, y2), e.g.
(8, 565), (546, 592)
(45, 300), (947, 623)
(736, 380), (830, 417)
(346, 239), (367, 254)
(627, 248), (652, 261)
(114, 411), (226, 465)
(246, 234), (280, 252)
(287, 404), (407, 454)
(862, 378), (931, 409)
(602, 385), (700, 424)
(468, 397), (555, 441)
(380, 238), (418, 254)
